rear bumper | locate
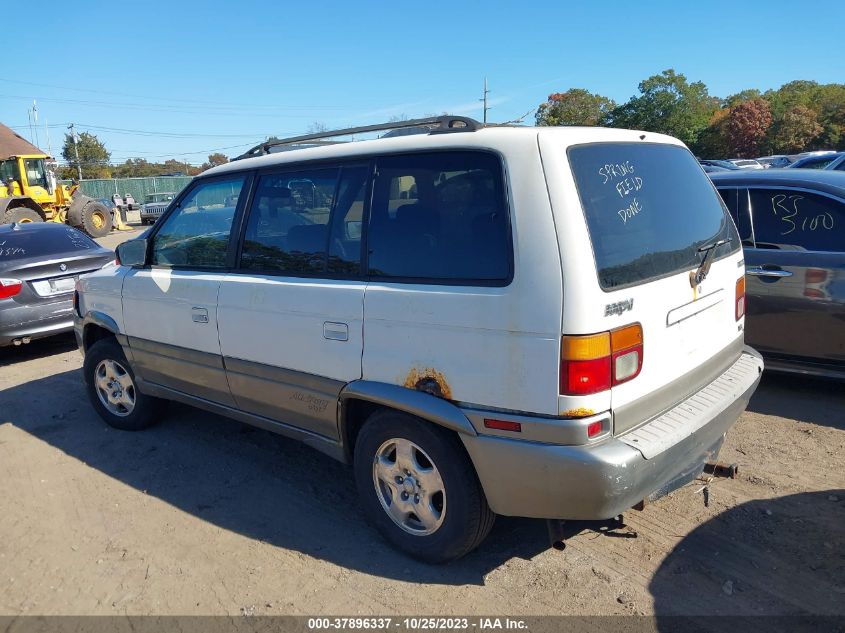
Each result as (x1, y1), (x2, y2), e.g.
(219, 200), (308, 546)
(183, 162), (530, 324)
(0, 299), (75, 346)
(461, 347), (763, 520)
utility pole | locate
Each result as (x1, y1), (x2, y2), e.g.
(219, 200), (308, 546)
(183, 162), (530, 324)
(480, 77), (490, 124)
(68, 123), (82, 181)
(31, 101), (39, 148)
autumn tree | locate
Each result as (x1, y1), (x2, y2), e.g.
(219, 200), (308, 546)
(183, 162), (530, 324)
(726, 98), (772, 158)
(61, 131), (110, 179)
(696, 108), (732, 158)
(770, 105), (823, 154)
(199, 152), (229, 172)
(535, 89), (616, 127)
(606, 69), (719, 150)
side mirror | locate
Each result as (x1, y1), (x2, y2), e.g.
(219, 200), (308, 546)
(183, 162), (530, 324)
(116, 238), (148, 267)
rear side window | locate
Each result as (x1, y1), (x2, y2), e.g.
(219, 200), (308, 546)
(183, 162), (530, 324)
(240, 168), (338, 274)
(0, 226), (97, 260)
(748, 188), (845, 252)
(717, 187), (753, 245)
(568, 143), (738, 290)
(367, 151), (510, 283)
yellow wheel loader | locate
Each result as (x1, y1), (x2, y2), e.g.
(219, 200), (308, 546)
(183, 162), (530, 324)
(0, 125), (131, 238)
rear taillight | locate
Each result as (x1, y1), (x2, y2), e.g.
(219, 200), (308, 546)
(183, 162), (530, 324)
(0, 278), (22, 300)
(735, 276), (746, 320)
(560, 324), (643, 396)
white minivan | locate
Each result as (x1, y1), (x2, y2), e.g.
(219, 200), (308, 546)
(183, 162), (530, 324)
(74, 116), (763, 562)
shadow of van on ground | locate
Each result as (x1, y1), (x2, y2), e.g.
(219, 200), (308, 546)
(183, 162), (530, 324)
(650, 490), (844, 631)
(0, 367), (550, 586)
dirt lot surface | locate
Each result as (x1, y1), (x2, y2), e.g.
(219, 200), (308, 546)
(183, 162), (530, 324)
(0, 227), (842, 617)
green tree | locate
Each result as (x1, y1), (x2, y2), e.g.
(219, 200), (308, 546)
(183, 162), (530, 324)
(61, 131), (110, 179)
(535, 89), (616, 127)
(770, 105), (823, 153)
(726, 98), (772, 158)
(696, 108), (732, 158)
(723, 89), (762, 108)
(606, 69), (718, 150)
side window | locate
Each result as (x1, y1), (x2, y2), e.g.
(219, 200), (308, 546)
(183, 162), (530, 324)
(23, 159), (48, 189)
(749, 188), (845, 252)
(367, 152), (510, 282)
(717, 187), (753, 245)
(152, 176), (245, 267)
(240, 168), (339, 274)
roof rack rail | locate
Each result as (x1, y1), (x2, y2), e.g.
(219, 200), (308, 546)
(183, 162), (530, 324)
(235, 115), (482, 160)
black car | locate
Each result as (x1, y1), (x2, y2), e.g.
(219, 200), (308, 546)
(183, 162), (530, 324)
(786, 152), (843, 170)
(0, 222), (114, 346)
(710, 169), (845, 378)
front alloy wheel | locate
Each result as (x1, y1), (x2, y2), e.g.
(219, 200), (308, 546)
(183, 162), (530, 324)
(94, 359), (136, 416)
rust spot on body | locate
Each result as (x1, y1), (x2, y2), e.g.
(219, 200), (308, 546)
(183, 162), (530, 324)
(404, 367), (453, 401)
(561, 407), (595, 418)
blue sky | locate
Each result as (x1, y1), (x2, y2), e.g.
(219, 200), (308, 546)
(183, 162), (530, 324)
(3, 0), (843, 165)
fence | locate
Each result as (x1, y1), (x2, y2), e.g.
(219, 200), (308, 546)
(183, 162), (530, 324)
(59, 176), (193, 203)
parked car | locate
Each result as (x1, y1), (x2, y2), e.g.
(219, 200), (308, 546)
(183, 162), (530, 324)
(0, 222), (114, 347)
(699, 159), (740, 173)
(756, 155), (793, 169)
(787, 152), (844, 170)
(825, 154), (845, 171)
(139, 192), (176, 225)
(711, 169), (845, 378)
(728, 159), (765, 170)
(75, 116), (763, 562)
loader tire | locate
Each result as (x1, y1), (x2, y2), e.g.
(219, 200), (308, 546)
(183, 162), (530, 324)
(2, 207), (44, 225)
(80, 202), (112, 238)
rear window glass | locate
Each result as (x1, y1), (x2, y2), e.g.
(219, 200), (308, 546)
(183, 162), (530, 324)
(568, 142), (738, 290)
(0, 226), (97, 261)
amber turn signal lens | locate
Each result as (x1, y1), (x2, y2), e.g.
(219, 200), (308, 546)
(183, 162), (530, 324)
(611, 323), (643, 352)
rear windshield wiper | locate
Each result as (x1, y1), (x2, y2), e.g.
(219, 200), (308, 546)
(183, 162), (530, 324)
(691, 238), (732, 287)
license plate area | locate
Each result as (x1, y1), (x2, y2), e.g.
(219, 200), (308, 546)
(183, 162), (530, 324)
(32, 276), (77, 297)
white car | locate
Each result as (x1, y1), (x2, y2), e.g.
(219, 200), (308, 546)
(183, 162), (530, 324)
(729, 159), (765, 170)
(74, 116), (763, 562)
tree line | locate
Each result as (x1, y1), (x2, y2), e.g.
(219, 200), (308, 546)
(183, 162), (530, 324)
(59, 131), (229, 179)
(535, 70), (845, 158)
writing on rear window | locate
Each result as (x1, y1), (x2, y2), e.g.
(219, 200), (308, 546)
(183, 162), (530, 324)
(0, 241), (25, 257)
(598, 161), (646, 225)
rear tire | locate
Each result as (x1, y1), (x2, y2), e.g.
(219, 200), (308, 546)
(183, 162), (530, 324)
(83, 337), (166, 431)
(353, 410), (495, 563)
(80, 202), (112, 238)
(3, 207), (44, 224)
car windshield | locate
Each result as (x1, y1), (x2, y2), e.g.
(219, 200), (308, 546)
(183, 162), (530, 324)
(0, 226), (98, 261)
(568, 142), (739, 290)
(145, 193), (174, 203)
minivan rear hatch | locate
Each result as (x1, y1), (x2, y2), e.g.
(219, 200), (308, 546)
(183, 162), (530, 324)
(540, 133), (745, 435)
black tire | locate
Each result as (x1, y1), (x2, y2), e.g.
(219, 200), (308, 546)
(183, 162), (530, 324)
(3, 207), (44, 224)
(80, 202), (113, 238)
(83, 337), (166, 431)
(353, 410), (495, 563)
